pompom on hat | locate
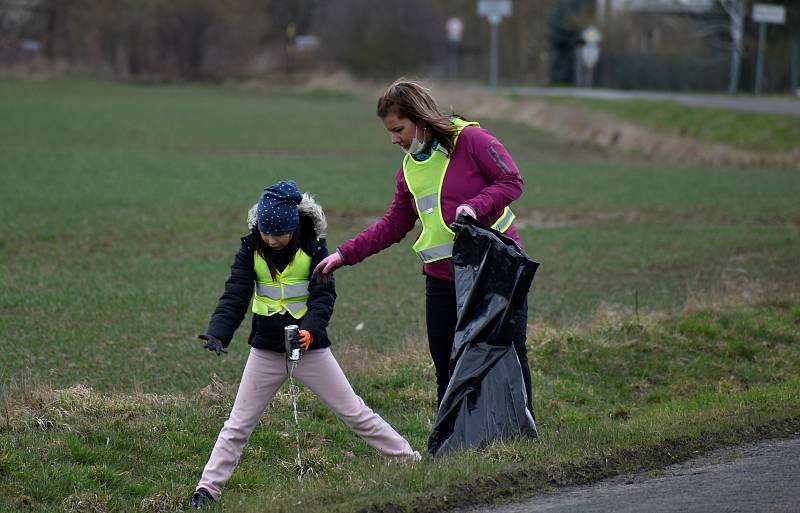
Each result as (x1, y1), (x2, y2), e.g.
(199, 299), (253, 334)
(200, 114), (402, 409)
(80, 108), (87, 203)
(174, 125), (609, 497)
(256, 180), (303, 234)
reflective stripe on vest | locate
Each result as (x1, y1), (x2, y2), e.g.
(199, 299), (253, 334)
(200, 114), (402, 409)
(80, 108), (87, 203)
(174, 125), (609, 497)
(493, 204), (515, 233)
(417, 242), (453, 263)
(254, 281), (311, 299)
(252, 248), (311, 319)
(402, 118), (515, 263)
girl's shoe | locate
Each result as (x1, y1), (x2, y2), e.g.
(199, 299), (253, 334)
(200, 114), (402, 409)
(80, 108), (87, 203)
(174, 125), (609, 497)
(190, 488), (215, 509)
(387, 450), (422, 463)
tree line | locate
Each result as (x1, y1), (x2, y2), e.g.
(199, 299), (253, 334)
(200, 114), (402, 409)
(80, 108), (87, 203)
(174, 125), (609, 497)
(1, 0), (797, 93)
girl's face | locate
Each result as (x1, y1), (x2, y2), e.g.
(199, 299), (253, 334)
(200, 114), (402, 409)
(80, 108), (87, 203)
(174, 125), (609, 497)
(260, 232), (293, 251)
(382, 113), (423, 151)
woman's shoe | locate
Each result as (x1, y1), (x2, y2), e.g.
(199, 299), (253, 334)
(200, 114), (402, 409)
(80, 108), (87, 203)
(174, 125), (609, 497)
(190, 488), (215, 509)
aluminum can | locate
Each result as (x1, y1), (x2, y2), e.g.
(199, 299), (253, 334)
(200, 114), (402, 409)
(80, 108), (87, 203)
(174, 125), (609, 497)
(284, 324), (301, 361)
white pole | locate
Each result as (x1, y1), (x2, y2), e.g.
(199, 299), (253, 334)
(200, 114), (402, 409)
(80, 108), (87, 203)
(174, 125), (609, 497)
(790, 32), (799, 94)
(755, 22), (767, 95)
(489, 15), (500, 88)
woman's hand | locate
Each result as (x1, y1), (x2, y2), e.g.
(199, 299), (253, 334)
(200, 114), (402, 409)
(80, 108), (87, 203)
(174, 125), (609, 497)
(313, 252), (343, 281)
(455, 204), (477, 219)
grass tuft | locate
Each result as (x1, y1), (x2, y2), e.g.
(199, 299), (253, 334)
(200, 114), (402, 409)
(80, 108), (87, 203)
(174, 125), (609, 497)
(62, 492), (110, 513)
(677, 316), (719, 339)
(726, 339), (759, 360)
(139, 490), (187, 513)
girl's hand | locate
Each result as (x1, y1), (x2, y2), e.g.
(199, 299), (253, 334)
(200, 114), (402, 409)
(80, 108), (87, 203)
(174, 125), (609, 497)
(298, 329), (314, 350)
(313, 252), (343, 281)
(455, 204), (477, 219)
(198, 334), (227, 355)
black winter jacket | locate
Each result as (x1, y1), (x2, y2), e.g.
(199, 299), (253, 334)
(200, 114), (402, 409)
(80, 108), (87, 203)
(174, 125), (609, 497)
(205, 194), (335, 353)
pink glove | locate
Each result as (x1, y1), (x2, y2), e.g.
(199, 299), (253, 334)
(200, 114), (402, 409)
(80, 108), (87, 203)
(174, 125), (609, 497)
(455, 204), (477, 219)
(313, 251), (343, 281)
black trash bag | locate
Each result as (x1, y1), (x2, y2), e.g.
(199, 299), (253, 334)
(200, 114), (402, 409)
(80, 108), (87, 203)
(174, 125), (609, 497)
(427, 214), (539, 458)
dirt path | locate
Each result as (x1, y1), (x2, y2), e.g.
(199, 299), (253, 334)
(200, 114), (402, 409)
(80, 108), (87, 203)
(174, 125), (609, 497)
(502, 87), (800, 117)
(462, 436), (800, 513)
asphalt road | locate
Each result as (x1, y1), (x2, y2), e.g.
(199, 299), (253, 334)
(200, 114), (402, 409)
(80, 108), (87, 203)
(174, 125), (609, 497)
(462, 436), (800, 513)
(500, 87), (800, 117)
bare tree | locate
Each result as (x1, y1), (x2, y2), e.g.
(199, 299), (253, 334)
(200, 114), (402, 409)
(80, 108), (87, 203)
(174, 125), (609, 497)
(315, 0), (445, 78)
(720, 0), (746, 94)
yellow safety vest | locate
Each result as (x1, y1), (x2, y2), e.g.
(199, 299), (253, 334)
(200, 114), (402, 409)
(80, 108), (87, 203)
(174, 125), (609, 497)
(402, 118), (515, 263)
(252, 249), (311, 319)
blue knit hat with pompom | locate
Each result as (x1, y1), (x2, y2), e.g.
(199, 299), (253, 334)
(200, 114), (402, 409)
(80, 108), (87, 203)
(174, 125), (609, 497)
(257, 180), (302, 234)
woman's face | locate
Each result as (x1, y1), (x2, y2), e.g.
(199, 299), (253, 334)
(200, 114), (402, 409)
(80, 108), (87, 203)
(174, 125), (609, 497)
(260, 232), (293, 251)
(382, 113), (423, 151)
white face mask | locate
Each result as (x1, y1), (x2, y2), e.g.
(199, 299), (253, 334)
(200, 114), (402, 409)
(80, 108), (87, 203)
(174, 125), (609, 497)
(402, 124), (427, 156)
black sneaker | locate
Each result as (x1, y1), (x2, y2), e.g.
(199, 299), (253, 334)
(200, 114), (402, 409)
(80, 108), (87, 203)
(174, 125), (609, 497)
(190, 488), (215, 509)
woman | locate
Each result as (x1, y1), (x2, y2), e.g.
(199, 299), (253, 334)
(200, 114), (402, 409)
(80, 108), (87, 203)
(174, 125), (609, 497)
(191, 180), (419, 509)
(314, 79), (533, 414)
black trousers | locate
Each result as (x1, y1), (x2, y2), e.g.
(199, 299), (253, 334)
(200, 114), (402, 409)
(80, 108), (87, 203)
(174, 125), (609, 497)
(425, 276), (534, 414)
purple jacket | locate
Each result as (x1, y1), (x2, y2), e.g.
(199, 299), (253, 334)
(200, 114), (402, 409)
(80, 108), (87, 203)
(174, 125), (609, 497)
(337, 125), (524, 282)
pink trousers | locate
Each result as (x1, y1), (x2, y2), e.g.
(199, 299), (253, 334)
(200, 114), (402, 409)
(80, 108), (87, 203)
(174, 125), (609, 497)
(196, 347), (419, 499)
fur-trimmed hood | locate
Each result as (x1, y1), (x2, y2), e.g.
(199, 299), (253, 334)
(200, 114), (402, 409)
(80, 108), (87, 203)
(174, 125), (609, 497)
(246, 192), (327, 238)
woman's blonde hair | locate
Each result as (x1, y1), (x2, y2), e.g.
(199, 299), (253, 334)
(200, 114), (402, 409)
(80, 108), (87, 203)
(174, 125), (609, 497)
(376, 79), (462, 154)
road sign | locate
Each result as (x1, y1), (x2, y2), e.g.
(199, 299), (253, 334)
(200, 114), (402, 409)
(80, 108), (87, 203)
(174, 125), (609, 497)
(752, 3), (786, 24)
(478, 0), (512, 19)
(477, 0), (512, 88)
(752, 3), (785, 95)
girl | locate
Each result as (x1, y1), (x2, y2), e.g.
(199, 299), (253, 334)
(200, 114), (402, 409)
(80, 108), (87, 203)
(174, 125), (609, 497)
(191, 180), (419, 509)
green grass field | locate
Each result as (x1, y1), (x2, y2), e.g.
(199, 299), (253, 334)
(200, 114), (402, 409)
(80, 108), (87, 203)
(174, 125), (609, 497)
(1, 79), (799, 512)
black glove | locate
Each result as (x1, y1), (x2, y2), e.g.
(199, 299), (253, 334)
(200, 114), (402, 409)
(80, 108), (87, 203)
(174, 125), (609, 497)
(198, 334), (227, 355)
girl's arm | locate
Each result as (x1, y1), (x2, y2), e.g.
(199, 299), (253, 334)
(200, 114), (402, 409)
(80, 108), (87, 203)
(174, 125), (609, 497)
(301, 239), (336, 342)
(461, 127), (524, 217)
(206, 237), (257, 347)
(336, 169), (418, 265)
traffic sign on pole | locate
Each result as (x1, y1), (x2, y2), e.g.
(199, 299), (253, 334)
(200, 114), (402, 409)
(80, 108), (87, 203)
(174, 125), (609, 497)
(477, 0), (512, 88)
(752, 3), (786, 94)
(752, 4), (786, 24)
(478, 0), (511, 18)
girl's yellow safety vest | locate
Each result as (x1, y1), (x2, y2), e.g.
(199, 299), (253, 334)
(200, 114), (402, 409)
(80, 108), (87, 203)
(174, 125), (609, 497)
(402, 118), (515, 263)
(252, 249), (311, 319)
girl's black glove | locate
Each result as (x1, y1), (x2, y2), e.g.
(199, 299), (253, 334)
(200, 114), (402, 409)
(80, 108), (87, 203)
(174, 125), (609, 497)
(198, 334), (227, 355)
